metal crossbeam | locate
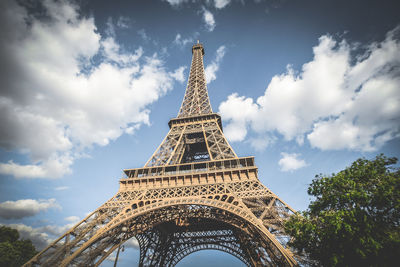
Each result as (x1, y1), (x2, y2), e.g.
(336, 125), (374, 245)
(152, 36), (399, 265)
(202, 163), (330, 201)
(23, 43), (299, 267)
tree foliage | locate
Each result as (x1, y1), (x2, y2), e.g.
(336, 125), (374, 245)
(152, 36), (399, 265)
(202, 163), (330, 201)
(285, 154), (400, 267)
(0, 226), (37, 267)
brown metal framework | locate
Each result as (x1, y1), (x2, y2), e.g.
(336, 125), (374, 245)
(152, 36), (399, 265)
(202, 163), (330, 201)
(24, 43), (299, 266)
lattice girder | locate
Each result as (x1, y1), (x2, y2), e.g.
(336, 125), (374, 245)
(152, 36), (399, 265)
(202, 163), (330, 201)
(145, 116), (237, 167)
(178, 44), (212, 117)
(25, 171), (297, 267)
(44, 204), (289, 266)
(136, 221), (254, 267)
(24, 42), (300, 267)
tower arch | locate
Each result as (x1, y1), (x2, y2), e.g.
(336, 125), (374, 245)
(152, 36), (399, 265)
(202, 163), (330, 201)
(24, 43), (299, 267)
(53, 201), (294, 266)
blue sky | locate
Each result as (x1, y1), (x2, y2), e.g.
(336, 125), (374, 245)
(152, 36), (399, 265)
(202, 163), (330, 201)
(0, 0), (399, 266)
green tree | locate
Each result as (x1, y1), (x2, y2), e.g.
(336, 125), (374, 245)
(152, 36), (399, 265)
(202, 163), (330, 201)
(285, 154), (400, 267)
(0, 226), (37, 267)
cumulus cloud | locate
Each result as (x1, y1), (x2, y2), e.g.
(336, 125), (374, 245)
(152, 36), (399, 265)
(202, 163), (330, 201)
(248, 135), (276, 151)
(104, 237), (139, 262)
(3, 218), (135, 252)
(104, 236), (139, 261)
(64, 215), (80, 223)
(219, 93), (258, 141)
(116, 16), (130, 28)
(278, 153), (307, 172)
(0, 156), (73, 179)
(214, 0), (231, 9)
(202, 7), (216, 32)
(170, 66), (187, 83)
(1, 223), (51, 249)
(173, 32), (200, 47)
(1, 222), (77, 250)
(0, 199), (60, 219)
(137, 29), (150, 42)
(205, 45), (226, 83)
(125, 237), (140, 249)
(164, 0), (231, 9)
(0, 0), (184, 179)
(174, 33), (189, 46)
(106, 252), (117, 262)
(164, 0), (189, 6)
(55, 186), (69, 191)
(219, 27), (400, 152)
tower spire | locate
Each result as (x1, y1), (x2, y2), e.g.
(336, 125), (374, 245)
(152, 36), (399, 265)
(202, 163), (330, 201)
(23, 42), (299, 267)
(177, 42), (212, 118)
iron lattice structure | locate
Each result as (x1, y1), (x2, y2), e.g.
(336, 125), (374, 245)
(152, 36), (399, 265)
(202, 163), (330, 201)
(24, 43), (299, 267)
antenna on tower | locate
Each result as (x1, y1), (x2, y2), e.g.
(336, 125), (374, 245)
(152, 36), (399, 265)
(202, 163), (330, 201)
(23, 42), (299, 267)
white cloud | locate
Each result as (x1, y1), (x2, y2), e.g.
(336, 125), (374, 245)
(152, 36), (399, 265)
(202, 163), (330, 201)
(105, 237), (140, 262)
(1, 222), (76, 250)
(104, 237), (140, 262)
(125, 237), (140, 249)
(0, 199), (60, 219)
(1, 223), (51, 249)
(214, 0), (231, 9)
(137, 29), (150, 42)
(0, 0), (184, 179)
(174, 33), (184, 45)
(116, 16), (130, 28)
(174, 33), (200, 47)
(106, 252), (117, 262)
(105, 17), (116, 37)
(219, 27), (400, 152)
(248, 135), (276, 151)
(278, 153), (307, 172)
(3, 219), (135, 253)
(101, 37), (143, 65)
(164, 0), (231, 9)
(205, 45), (226, 83)
(164, 0), (189, 6)
(202, 8), (216, 32)
(219, 93), (258, 141)
(307, 76), (400, 151)
(0, 155), (73, 179)
(55, 186), (69, 191)
(65, 215), (80, 223)
(170, 66), (187, 83)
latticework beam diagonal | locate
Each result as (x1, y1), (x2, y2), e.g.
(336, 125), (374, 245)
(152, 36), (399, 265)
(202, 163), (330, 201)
(178, 43), (212, 118)
(23, 42), (299, 267)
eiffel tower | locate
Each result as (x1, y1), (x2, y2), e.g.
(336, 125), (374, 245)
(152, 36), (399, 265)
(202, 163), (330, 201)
(24, 42), (299, 267)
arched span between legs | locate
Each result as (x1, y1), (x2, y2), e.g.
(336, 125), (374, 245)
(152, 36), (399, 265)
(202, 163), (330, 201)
(63, 202), (295, 266)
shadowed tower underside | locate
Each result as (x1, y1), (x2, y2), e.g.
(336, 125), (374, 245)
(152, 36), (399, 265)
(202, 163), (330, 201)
(24, 43), (299, 267)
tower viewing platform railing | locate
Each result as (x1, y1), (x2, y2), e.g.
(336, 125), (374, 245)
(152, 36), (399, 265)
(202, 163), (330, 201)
(123, 157), (255, 178)
(168, 113), (223, 130)
(120, 157), (258, 190)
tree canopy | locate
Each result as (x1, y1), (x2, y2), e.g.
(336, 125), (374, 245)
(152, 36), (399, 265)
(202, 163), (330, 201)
(0, 226), (37, 267)
(284, 154), (400, 267)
